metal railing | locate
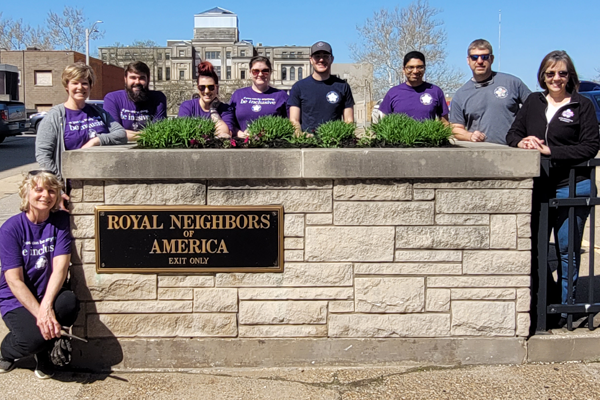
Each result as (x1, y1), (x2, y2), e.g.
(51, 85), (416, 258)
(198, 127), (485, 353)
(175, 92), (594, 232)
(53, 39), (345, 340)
(533, 157), (600, 332)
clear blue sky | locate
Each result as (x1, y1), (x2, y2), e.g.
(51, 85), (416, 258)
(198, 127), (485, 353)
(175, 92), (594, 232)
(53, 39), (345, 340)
(4, 0), (600, 90)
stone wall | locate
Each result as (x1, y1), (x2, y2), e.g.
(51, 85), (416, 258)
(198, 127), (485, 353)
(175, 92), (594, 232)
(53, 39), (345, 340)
(69, 177), (533, 341)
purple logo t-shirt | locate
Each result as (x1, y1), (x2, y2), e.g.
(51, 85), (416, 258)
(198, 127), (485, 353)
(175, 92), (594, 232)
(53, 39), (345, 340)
(103, 90), (167, 131)
(229, 87), (289, 132)
(64, 105), (109, 150)
(0, 211), (72, 316)
(379, 82), (449, 121)
(177, 99), (235, 132)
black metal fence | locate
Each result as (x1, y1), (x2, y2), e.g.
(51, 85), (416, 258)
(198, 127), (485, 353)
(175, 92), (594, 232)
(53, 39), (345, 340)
(533, 158), (600, 332)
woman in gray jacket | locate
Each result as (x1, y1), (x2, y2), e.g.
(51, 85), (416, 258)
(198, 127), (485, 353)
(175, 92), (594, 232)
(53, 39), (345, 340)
(35, 62), (126, 180)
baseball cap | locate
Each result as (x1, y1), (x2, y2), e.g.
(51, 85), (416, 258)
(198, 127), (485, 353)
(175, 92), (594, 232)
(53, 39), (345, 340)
(310, 41), (333, 56)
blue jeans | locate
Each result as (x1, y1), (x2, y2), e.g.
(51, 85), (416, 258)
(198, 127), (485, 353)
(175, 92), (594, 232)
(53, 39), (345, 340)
(554, 179), (591, 315)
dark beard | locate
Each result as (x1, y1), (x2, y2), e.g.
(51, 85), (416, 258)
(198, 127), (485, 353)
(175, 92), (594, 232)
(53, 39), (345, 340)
(126, 84), (150, 103)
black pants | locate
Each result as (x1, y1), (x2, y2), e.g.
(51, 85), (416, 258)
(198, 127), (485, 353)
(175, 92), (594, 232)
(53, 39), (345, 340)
(1, 290), (79, 360)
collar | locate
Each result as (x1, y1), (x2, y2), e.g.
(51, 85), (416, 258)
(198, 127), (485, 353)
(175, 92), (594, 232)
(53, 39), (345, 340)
(472, 72), (496, 88)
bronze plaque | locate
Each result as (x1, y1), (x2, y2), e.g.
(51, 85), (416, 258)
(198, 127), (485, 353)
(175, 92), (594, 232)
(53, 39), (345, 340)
(95, 205), (283, 273)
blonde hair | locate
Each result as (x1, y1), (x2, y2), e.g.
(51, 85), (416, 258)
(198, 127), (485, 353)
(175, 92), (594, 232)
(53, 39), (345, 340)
(19, 171), (64, 212)
(62, 62), (96, 88)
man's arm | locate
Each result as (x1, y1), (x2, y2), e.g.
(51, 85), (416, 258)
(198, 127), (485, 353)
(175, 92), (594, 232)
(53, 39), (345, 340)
(452, 124), (486, 142)
(343, 107), (354, 123)
(289, 106), (302, 136)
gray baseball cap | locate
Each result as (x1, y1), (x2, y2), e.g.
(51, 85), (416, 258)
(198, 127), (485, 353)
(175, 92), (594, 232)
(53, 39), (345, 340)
(310, 41), (333, 56)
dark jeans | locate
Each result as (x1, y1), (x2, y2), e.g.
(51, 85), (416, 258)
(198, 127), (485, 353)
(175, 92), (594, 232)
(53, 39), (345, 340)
(1, 290), (79, 360)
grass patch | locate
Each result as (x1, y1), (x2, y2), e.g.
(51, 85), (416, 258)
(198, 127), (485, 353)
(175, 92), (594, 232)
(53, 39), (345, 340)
(370, 114), (452, 147)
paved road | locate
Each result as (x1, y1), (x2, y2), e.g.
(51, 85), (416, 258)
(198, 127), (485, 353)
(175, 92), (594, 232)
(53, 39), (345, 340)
(0, 134), (37, 178)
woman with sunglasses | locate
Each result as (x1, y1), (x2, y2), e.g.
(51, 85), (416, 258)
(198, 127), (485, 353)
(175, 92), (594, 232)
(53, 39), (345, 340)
(507, 51), (599, 327)
(178, 61), (234, 138)
(0, 171), (79, 378)
(229, 56), (288, 138)
(35, 63), (127, 181)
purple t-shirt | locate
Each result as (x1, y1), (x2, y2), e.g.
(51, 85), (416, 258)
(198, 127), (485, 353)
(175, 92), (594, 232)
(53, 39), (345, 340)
(103, 89), (167, 131)
(229, 87), (289, 132)
(64, 105), (110, 150)
(379, 82), (449, 121)
(0, 211), (72, 316)
(177, 99), (235, 132)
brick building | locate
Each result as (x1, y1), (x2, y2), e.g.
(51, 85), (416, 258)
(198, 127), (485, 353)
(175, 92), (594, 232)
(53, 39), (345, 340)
(0, 49), (123, 111)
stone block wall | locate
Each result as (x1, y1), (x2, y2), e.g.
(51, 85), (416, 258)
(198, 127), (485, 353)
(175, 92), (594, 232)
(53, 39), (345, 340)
(69, 177), (533, 341)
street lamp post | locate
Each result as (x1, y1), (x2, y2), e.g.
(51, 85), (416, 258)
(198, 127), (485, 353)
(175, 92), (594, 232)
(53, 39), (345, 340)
(85, 20), (103, 66)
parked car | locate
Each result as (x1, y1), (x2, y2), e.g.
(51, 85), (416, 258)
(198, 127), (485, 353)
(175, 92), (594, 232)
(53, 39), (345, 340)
(30, 100), (104, 134)
(579, 80), (600, 92)
(579, 90), (600, 128)
(0, 100), (30, 143)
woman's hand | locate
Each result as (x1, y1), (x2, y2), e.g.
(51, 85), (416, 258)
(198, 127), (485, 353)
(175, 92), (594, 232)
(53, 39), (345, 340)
(82, 137), (101, 148)
(237, 130), (249, 139)
(37, 301), (61, 340)
(518, 136), (551, 154)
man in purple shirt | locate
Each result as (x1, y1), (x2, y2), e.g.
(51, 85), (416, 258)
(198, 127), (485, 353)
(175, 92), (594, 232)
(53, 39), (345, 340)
(104, 61), (167, 141)
(379, 51), (449, 122)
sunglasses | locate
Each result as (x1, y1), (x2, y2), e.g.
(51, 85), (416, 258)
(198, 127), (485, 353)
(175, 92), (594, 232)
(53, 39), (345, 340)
(28, 170), (50, 177)
(545, 71), (568, 79)
(198, 85), (216, 92)
(251, 68), (271, 77)
(405, 66), (425, 72)
(469, 54), (491, 61)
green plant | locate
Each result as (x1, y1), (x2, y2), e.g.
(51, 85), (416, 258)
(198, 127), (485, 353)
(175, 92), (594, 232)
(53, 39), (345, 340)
(371, 114), (452, 147)
(246, 116), (296, 147)
(137, 118), (216, 149)
(315, 120), (357, 148)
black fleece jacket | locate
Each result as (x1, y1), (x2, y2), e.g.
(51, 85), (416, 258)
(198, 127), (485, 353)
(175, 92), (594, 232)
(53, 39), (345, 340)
(506, 91), (599, 186)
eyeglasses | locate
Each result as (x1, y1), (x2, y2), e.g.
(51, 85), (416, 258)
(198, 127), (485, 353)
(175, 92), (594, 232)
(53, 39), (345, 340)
(312, 53), (331, 60)
(469, 54), (491, 61)
(198, 85), (216, 92)
(251, 69), (271, 77)
(405, 66), (425, 72)
(545, 71), (568, 79)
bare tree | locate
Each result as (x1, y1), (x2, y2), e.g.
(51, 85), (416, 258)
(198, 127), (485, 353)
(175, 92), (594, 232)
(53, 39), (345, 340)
(161, 79), (196, 115)
(46, 6), (103, 52)
(219, 78), (252, 103)
(350, 0), (464, 99)
(0, 13), (52, 50)
(103, 41), (162, 90)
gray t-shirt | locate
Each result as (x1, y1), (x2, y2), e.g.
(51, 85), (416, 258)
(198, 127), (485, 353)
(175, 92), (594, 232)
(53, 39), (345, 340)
(449, 72), (531, 145)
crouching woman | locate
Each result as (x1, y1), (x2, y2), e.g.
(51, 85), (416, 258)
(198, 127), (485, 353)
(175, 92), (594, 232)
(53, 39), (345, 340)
(0, 171), (79, 378)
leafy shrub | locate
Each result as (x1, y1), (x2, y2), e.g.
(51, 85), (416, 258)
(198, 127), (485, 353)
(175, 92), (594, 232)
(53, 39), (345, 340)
(315, 120), (357, 148)
(137, 118), (216, 149)
(246, 116), (296, 148)
(370, 114), (452, 147)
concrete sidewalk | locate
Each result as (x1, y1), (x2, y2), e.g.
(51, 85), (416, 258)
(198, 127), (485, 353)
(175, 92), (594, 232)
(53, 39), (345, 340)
(1, 362), (600, 400)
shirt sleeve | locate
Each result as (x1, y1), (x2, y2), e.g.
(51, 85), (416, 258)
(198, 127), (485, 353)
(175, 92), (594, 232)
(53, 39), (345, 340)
(438, 88), (449, 117)
(518, 80), (532, 104)
(277, 92), (289, 118)
(343, 83), (355, 108)
(379, 90), (394, 114)
(448, 93), (466, 125)
(218, 103), (236, 132)
(103, 92), (123, 125)
(154, 92), (167, 121)
(52, 211), (72, 257)
(178, 100), (192, 117)
(0, 222), (24, 271)
(287, 83), (302, 108)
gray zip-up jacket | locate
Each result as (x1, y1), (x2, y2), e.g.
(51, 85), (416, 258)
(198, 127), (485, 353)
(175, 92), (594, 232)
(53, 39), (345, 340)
(35, 103), (127, 179)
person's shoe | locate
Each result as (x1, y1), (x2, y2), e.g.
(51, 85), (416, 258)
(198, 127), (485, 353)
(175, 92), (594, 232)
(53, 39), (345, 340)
(557, 317), (568, 328)
(0, 358), (15, 373)
(34, 353), (54, 379)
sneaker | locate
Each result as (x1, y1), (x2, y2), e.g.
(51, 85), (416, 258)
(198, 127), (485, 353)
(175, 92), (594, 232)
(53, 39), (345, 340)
(0, 358), (15, 373)
(34, 353), (54, 379)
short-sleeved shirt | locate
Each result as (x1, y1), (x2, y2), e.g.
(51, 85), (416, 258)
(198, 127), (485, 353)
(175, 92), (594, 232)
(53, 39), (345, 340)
(0, 211), (72, 316)
(230, 87), (289, 132)
(449, 71), (531, 145)
(177, 99), (235, 132)
(379, 82), (448, 120)
(103, 89), (167, 131)
(288, 75), (355, 133)
(63, 105), (110, 150)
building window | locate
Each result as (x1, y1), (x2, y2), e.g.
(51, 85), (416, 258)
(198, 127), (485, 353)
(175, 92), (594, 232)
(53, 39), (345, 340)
(166, 53), (170, 60)
(34, 71), (52, 86)
(266, 51), (271, 57)
(226, 66), (231, 80)
(179, 70), (185, 80)
(240, 70), (246, 80)
(281, 67), (287, 80)
(258, 51), (263, 56)
(298, 67), (303, 80)
(297, 51), (303, 57)
(226, 51), (231, 59)
(205, 51), (221, 60)
(240, 50), (246, 57)
(158, 68), (163, 81)
(179, 50), (185, 57)
(166, 67), (171, 81)
(290, 52), (295, 59)
(290, 67), (295, 81)
(215, 66), (221, 78)
(282, 52), (287, 58)
(158, 53), (162, 60)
